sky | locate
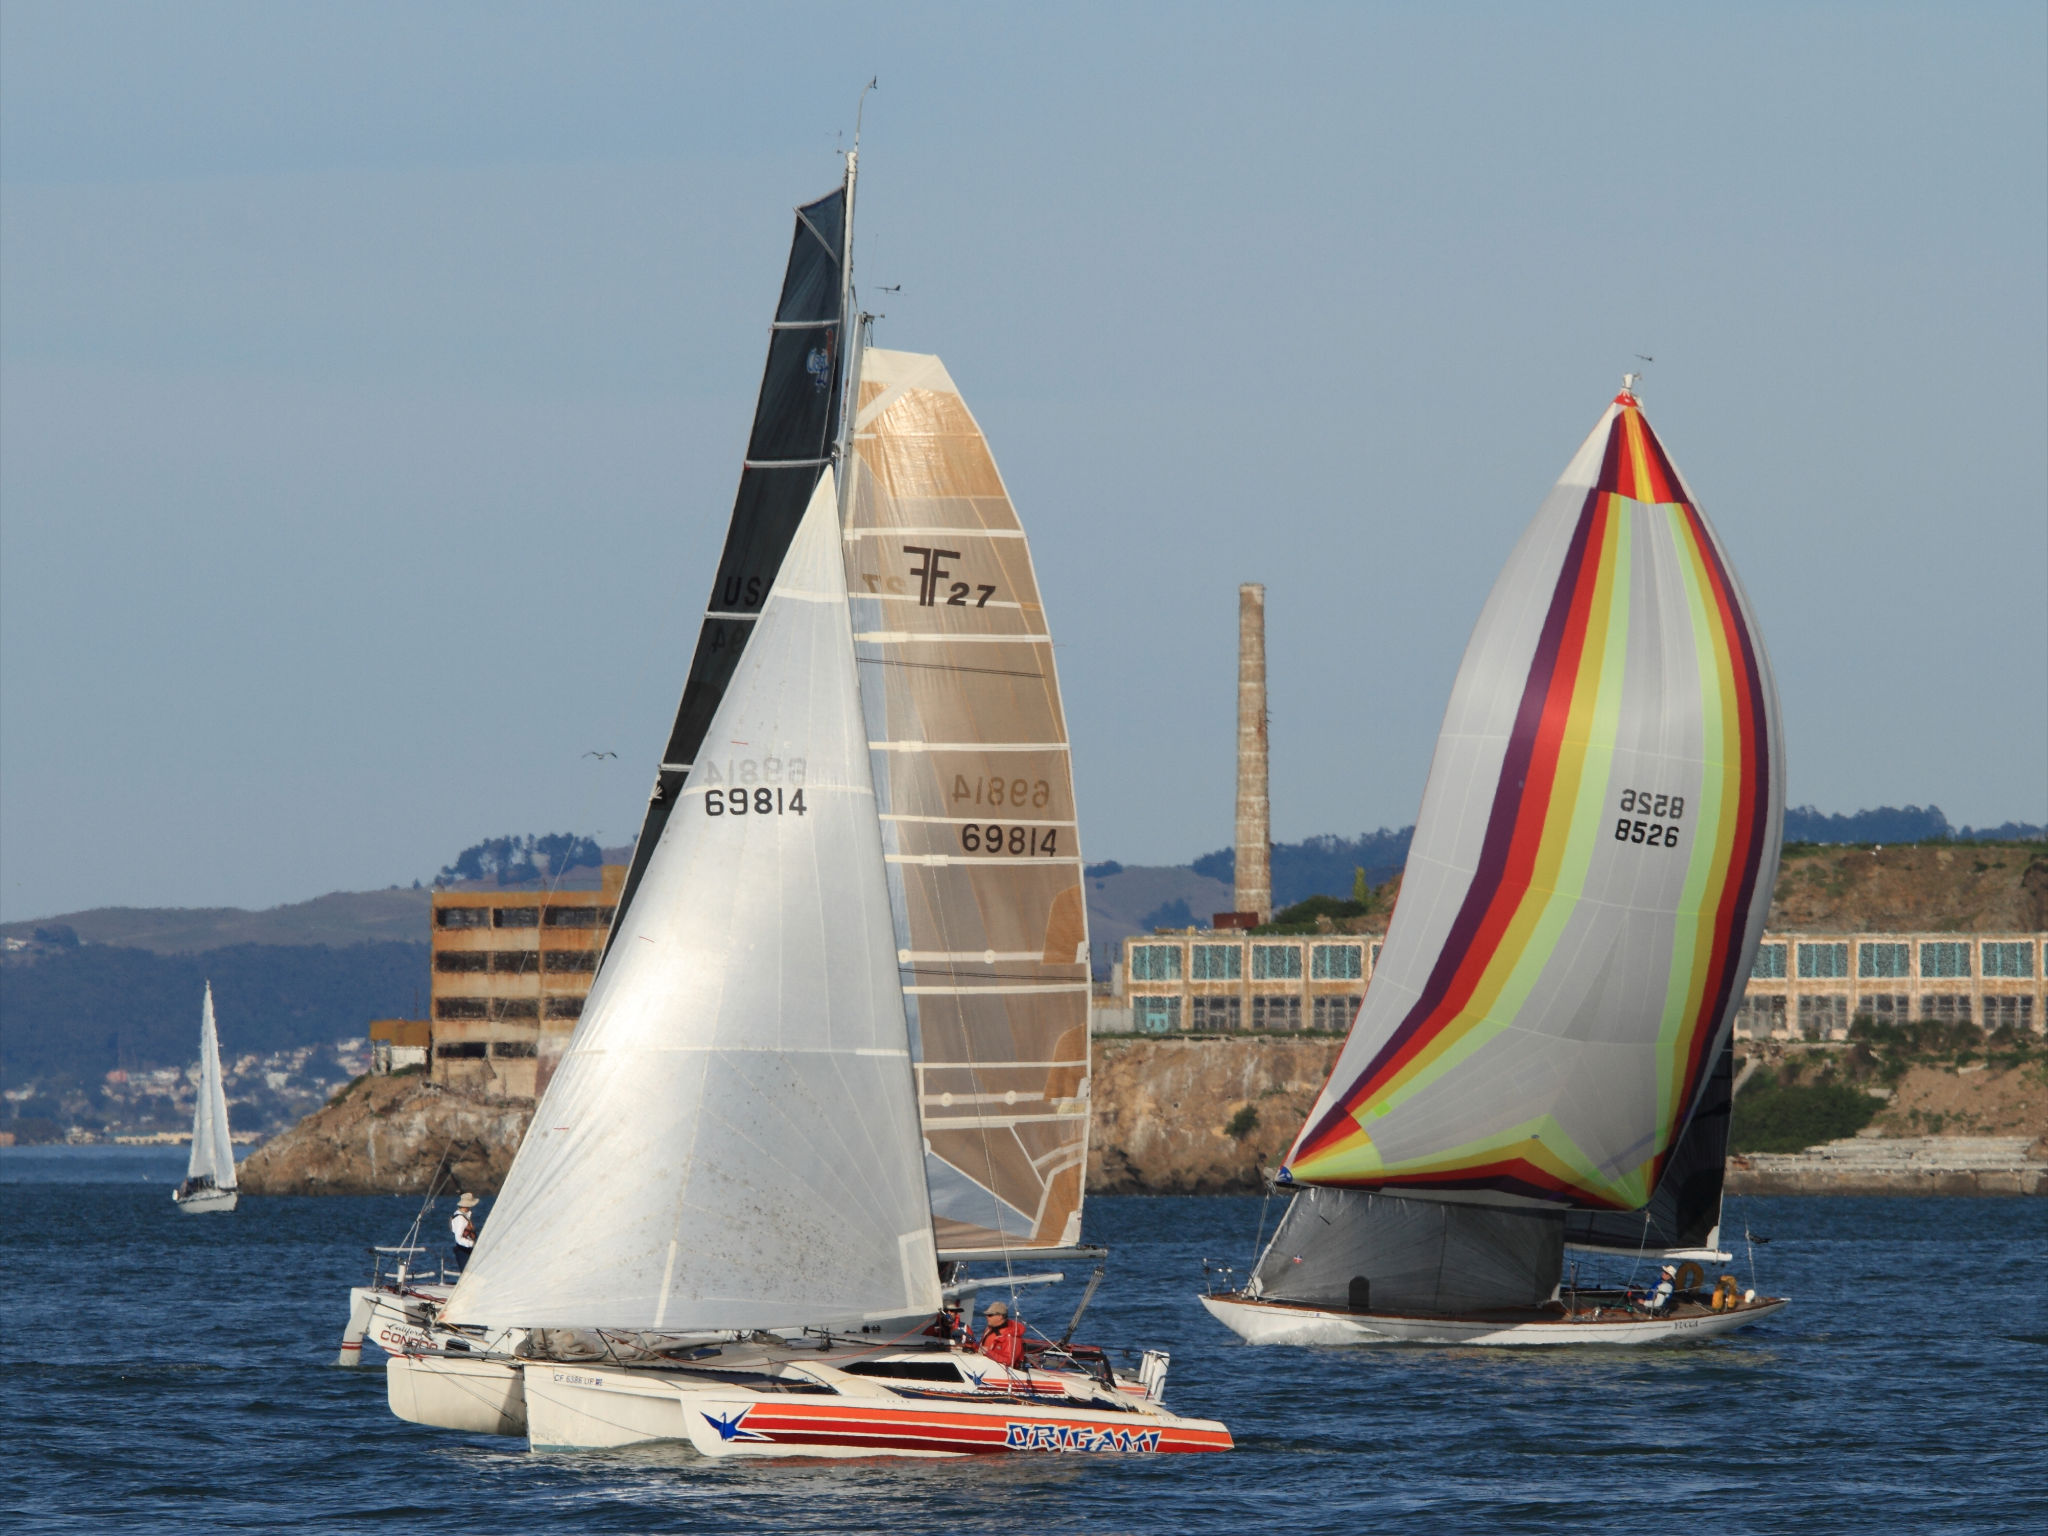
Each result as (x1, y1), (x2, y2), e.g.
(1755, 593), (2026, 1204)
(2, 2), (2044, 922)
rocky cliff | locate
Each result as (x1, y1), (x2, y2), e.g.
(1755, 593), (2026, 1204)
(238, 1035), (2047, 1198)
(241, 1040), (1347, 1198)
(237, 1073), (530, 1196)
(1086, 1037), (1341, 1193)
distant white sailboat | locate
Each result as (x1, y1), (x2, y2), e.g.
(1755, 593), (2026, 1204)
(173, 983), (239, 1214)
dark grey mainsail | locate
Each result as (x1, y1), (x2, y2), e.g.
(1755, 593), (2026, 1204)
(1562, 1038), (1735, 1257)
(607, 183), (849, 949)
(1251, 1188), (1563, 1315)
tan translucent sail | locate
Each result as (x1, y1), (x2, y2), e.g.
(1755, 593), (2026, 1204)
(843, 349), (1091, 1258)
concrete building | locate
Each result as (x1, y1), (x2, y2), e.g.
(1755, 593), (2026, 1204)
(1732, 932), (2045, 1040)
(1118, 928), (2047, 1039)
(1119, 929), (1386, 1034)
(367, 1019), (430, 1075)
(428, 866), (626, 1098)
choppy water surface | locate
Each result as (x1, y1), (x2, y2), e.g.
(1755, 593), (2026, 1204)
(2, 1146), (2043, 1533)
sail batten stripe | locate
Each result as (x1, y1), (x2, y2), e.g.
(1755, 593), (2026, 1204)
(853, 633), (1051, 646)
(905, 987), (1097, 999)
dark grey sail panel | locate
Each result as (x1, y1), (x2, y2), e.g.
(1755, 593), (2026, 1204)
(1563, 1038), (1733, 1255)
(1252, 1187), (1563, 1315)
(607, 185), (846, 951)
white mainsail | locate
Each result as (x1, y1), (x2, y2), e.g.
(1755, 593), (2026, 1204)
(186, 982), (237, 1190)
(443, 474), (940, 1334)
(843, 349), (1093, 1257)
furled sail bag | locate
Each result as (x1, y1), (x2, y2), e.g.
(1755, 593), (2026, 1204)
(1284, 392), (1784, 1211)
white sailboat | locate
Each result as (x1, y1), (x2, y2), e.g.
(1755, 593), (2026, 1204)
(393, 476), (1225, 1455)
(379, 151), (1230, 1457)
(173, 982), (239, 1213)
(1203, 383), (1787, 1346)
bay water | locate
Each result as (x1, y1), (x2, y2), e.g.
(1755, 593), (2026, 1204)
(2, 1146), (2041, 1533)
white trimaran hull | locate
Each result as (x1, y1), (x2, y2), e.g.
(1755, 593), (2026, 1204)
(1200, 1291), (1788, 1347)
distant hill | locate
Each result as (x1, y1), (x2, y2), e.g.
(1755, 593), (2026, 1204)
(0, 940), (429, 1092)
(0, 888), (433, 956)
(1188, 829), (1413, 908)
(1783, 805), (2045, 845)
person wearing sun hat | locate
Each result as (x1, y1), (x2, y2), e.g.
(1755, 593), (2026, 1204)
(977, 1298), (1026, 1368)
(449, 1192), (481, 1271)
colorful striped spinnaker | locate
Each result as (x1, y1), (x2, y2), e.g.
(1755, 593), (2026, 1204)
(1283, 392), (1783, 1210)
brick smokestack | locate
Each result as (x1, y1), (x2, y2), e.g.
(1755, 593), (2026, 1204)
(1234, 583), (1271, 922)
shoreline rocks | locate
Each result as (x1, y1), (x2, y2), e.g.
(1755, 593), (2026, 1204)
(236, 1043), (2048, 1198)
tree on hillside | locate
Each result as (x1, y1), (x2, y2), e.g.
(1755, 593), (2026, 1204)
(436, 833), (602, 887)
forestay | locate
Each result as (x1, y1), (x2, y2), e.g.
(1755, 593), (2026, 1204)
(843, 349), (1092, 1256)
(186, 982), (237, 1190)
(1284, 393), (1783, 1210)
(445, 475), (940, 1333)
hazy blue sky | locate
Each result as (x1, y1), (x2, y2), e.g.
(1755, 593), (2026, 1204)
(3, 2), (2043, 921)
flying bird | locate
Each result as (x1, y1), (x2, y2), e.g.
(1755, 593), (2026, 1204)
(582, 750), (617, 760)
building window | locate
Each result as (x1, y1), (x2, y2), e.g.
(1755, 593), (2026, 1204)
(544, 906), (612, 928)
(1853, 995), (1910, 1026)
(1134, 996), (1181, 1033)
(1859, 943), (1910, 980)
(1982, 996), (2035, 1033)
(491, 998), (540, 1020)
(436, 907), (489, 929)
(1312, 944), (1363, 980)
(1798, 994), (1848, 1038)
(545, 996), (585, 1020)
(1190, 996), (1241, 1031)
(435, 997), (488, 1020)
(434, 1041), (488, 1059)
(490, 1041), (538, 1058)
(490, 950), (541, 974)
(1734, 994), (1787, 1037)
(1982, 941), (2034, 979)
(1252, 944), (1303, 981)
(493, 907), (540, 929)
(1369, 942), (1383, 972)
(1252, 995), (1303, 1030)
(1129, 945), (1181, 982)
(434, 951), (488, 973)
(543, 949), (598, 973)
(1797, 943), (1848, 980)
(1920, 994), (1973, 1025)
(1191, 944), (1242, 981)
(1751, 943), (1787, 980)
(1919, 942), (1971, 979)
(1312, 995), (1360, 1032)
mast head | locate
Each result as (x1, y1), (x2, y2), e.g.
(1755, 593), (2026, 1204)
(1616, 355), (1653, 407)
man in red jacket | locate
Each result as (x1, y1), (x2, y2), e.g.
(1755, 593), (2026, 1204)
(978, 1300), (1025, 1368)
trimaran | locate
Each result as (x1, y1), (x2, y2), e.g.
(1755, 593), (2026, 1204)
(1202, 383), (1788, 1346)
(360, 140), (1231, 1458)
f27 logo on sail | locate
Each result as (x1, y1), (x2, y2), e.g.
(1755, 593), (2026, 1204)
(1003, 1423), (1161, 1453)
(903, 545), (996, 608)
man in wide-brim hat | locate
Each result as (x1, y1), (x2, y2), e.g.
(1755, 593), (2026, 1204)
(450, 1192), (481, 1271)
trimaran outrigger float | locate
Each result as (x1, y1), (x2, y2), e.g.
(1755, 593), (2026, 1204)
(1202, 384), (1790, 1348)
(363, 137), (1231, 1458)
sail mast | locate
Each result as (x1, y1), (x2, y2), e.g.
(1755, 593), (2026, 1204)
(833, 87), (867, 527)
